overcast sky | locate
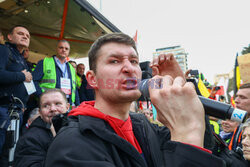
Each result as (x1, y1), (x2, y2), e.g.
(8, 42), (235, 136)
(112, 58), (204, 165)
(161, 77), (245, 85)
(81, 0), (250, 84)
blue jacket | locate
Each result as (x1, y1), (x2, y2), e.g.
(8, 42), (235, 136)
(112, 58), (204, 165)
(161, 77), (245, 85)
(0, 42), (30, 106)
(32, 56), (80, 106)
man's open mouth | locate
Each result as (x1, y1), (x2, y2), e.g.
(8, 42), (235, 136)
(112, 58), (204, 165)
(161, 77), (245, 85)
(122, 78), (138, 89)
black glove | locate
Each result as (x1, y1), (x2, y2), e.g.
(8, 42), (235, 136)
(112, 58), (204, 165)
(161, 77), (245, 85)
(52, 113), (68, 133)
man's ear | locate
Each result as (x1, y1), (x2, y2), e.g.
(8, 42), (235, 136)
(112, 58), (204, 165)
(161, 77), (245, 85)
(86, 70), (98, 89)
(66, 103), (70, 112)
(7, 34), (12, 41)
(38, 108), (42, 114)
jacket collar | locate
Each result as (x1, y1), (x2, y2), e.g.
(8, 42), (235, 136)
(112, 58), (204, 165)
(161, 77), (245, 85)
(77, 115), (147, 166)
(5, 42), (17, 49)
(5, 42), (21, 54)
(30, 116), (51, 130)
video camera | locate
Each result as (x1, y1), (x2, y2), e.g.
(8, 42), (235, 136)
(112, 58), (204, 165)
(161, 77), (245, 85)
(2, 95), (24, 167)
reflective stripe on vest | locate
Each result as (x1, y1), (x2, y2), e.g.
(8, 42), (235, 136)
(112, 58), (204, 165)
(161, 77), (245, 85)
(39, 57), (76, 104)
(40, 79), (55, 84)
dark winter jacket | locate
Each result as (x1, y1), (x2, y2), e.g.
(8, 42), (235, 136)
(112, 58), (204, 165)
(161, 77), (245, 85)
(45, 112), (225, 167)
(0, 42), (30, 106)
(32, 56), (80, 106)
(78, 74), (95, 102)
(14, 116), (53, 167)
(212, 130), (248, 167)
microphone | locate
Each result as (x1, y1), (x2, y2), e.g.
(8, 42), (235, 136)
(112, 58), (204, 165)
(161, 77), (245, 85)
(139, 79), (247, 123)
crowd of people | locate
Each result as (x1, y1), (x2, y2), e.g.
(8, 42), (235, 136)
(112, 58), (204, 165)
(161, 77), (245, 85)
(0, 25), (249, 167)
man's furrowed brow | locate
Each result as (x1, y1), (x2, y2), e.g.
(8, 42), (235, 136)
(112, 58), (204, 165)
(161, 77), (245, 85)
(130, 54), (139, 59)
(107, 53), (138, 60)
(109, 54), (120, 58)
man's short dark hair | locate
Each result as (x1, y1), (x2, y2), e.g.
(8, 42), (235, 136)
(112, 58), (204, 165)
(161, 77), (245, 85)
(9, 25), (28, 34)
(39, 89), (67, 108)
(0, 29), (2, 36)
(240, 83), (250, 89)
(57, 39), (70, 46)
(68, 60), (76, 64)
(88, 33), (138, 72)
(77, 63), (84, 68)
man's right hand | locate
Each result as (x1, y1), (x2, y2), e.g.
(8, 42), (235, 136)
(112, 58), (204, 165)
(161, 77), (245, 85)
(149, 75), (205, 148)
(22, 69), (32, 82)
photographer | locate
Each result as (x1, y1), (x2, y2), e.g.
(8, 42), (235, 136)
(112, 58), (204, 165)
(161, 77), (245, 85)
(14, 89), (69, 167)
(0, 25), (32, 163)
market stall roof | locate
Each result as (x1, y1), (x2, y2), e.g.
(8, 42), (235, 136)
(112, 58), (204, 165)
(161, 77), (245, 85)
(0, 0), (121, 62)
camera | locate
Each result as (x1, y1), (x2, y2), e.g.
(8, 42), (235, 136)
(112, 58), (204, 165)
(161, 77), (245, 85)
(189, 70), (199, 76)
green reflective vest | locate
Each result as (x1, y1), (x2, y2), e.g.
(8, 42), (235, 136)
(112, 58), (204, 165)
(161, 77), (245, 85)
(39, 57), (76, 104)
(76, 74), (82, 89)
(209, 120), (220, 135)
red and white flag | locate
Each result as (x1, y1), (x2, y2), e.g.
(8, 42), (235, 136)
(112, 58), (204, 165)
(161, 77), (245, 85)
(133, 30), (138, 46)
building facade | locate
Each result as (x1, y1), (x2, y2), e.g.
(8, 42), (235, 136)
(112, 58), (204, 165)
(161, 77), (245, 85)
(153, 45), (188, 72)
